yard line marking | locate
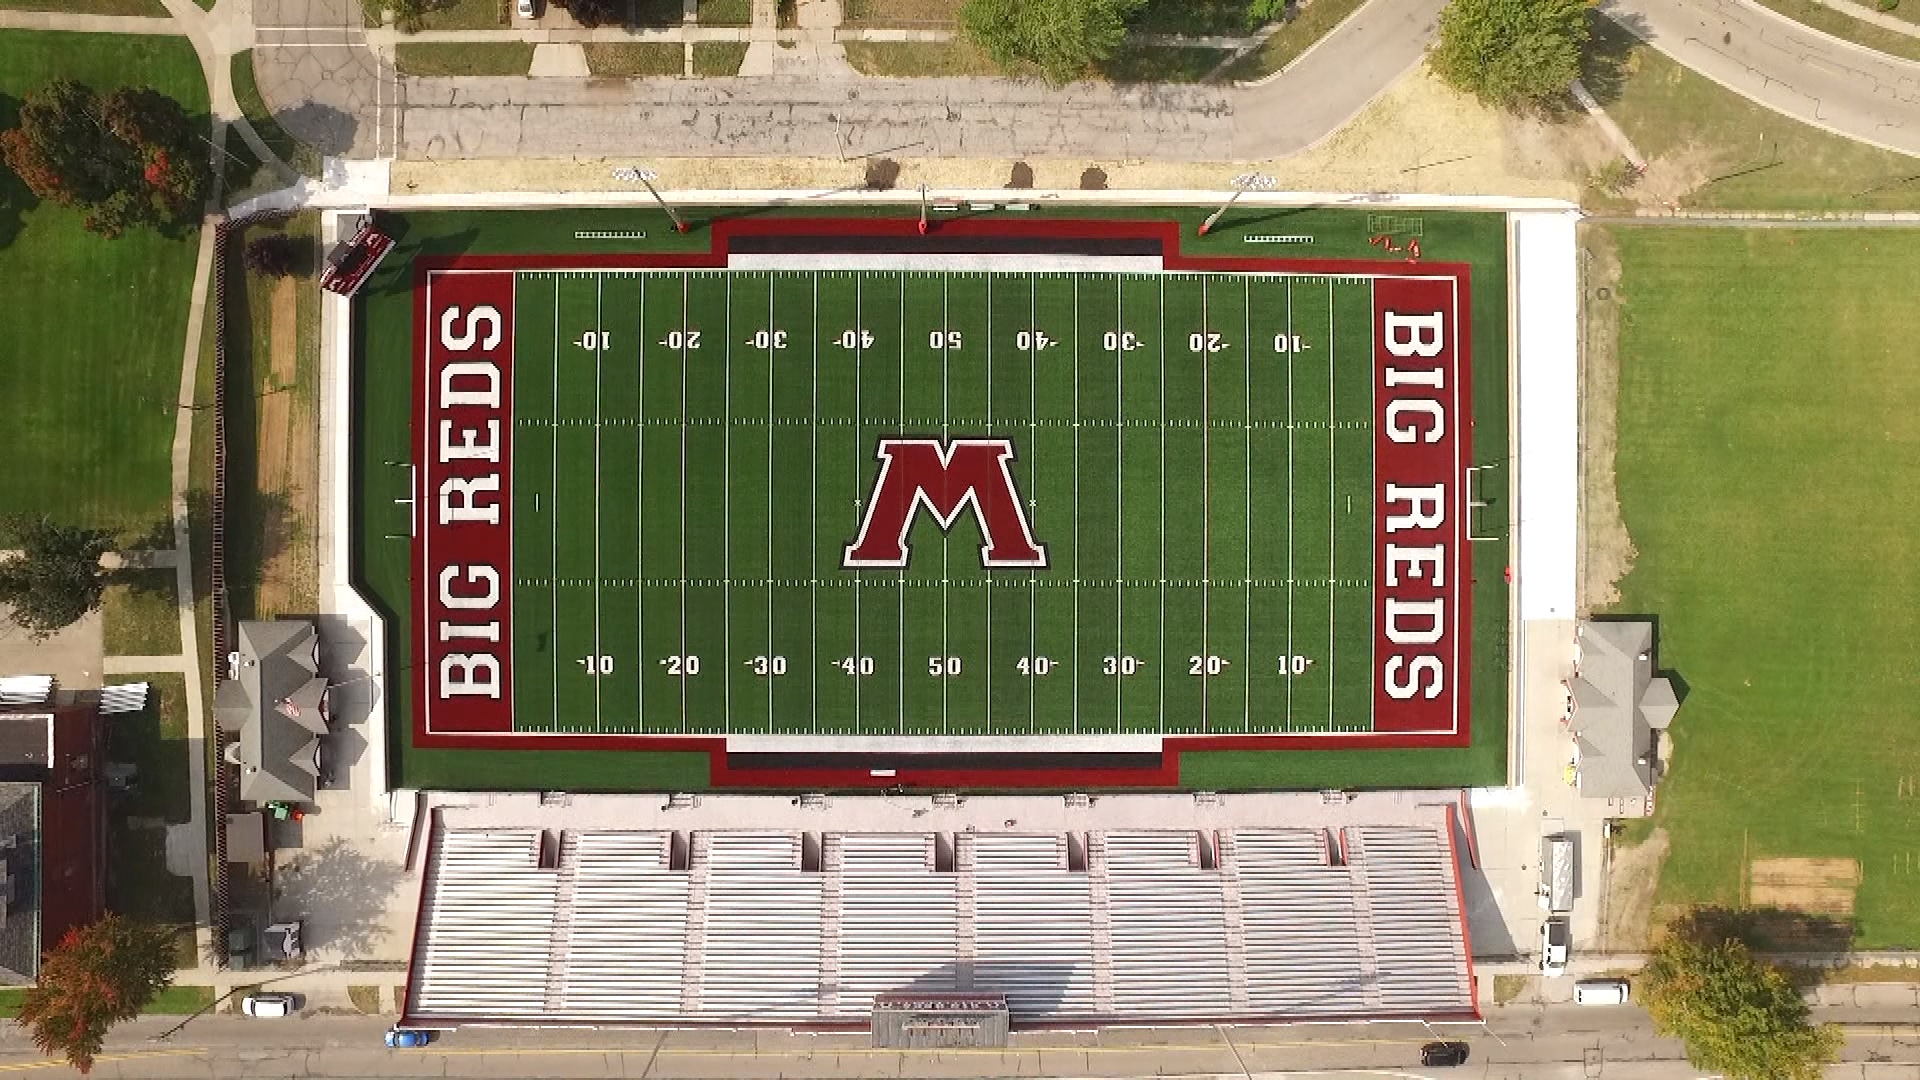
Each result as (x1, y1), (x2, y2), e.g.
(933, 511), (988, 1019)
(810, 273), (819, 735)
(680, 272), (690, 733)
(594, 273), (605, 732)
(898, 271), (906, 734)
(645, 270), (652, 722)
(1327, 278), (1336, 732)
(724, 272), (733, 731)
(1114, 273), (1124, 733)
(1242, 276), (1253, 731)
(1368, 277), (1378, 737)
(941, 272), (951, 736)
(1200, 275), (1211, 734)
(1285, 280), (1295, 731)
(1158, 274), (1167, 735)
(1028, 272), (1039, 735)
(1071, 274), (1081, 735)
(760, 269), (768, 730)
(854, 273), (863, 731)
(551, 276), (562, 734)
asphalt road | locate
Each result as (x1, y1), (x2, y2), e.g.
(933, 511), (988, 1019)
(13, 1008), (1917, 1079)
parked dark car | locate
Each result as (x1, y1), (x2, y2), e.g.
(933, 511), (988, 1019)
(385, 1028), (431, 1048)
(1420, 1041), (1470, 1067)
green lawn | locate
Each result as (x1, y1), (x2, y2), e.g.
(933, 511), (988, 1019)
(0, 985), (217, 1017)
(231, 51), (322, 178)
(585, 42), (684, 76)
(102, 569), (181, 656)
(1133, 0), (1254, 37)
(1224, 0), (1367, 81)
(1590, 14), (1920, 212)
(1098, 44), (1230, 83)
(696, 0), (751, 24)
(1607, 226), (1920, 948)
(843, 40), (1002, 76)
(0, 32), (208, 537)
(0, 0), (167, 13)
(394, 41), (534, 76)
(419, 0), (504, 29)
(692, 40), (748, 75)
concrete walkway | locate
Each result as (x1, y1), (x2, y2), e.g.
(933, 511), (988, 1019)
(0, 9), (179, 33)
(1601, 0), (1920, 158)
(256, 0), (1445, 161)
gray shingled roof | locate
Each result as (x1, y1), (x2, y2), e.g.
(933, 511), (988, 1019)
(217, 621), (328, 805)
(0, 783), (40, 983)
(1568, 620), (1678, 800)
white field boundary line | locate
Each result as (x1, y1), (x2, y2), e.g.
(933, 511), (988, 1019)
(1326, 278), (1337, 732)
(731, 254), (1162, 274)
(362, 188), (1578, 214)
(594, 274), (605, 731)
(429, 266), (1468, 740)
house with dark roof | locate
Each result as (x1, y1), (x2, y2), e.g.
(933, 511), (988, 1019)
(0, 703), (107, 983)
(1568, 620), (1679, 804)
(216, 621), (330, 805)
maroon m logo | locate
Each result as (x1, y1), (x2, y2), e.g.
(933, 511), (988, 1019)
(843, 438), (1047, 569)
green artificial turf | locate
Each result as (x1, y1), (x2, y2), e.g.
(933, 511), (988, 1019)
(358, 206), (1509, 792)
(0, 32), (208, 536)
(1607, 226), (1920, 947)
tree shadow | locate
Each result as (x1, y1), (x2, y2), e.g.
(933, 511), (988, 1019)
(0, 91), (37, 253)
(1582, 8), (1646, 109)
(270, 836), (409, 961)
(1670, 906), (1855, 954)
(1007, 161), (1033, 189)
(1079, 166), (1108, 191)
(273, 102), (359, 161)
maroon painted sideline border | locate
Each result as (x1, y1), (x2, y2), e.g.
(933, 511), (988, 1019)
(406, 215), (1478, 790)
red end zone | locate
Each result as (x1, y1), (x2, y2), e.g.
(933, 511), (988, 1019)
(406, 218), (1477, 787)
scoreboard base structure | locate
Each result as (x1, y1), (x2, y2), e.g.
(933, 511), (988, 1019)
(366, 207), (1512, 792)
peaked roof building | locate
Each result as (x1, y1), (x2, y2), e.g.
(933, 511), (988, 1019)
(215, 620), (329, 804)
(1568, 620), (1679, 801)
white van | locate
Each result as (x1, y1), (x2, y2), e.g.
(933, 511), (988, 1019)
(1574, 978), (1630, 1006)
(1539, 917), (1570, 977)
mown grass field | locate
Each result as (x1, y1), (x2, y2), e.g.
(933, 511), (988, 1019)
(1608, 227), (1920, 947)
(0, 32), (206, 536)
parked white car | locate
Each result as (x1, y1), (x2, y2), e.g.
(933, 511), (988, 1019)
(516, 0), (536, 17)
(1539, 917), (1570, 977)
(241, 992), (294, 1018)
(1574, 978), (1631, 1006)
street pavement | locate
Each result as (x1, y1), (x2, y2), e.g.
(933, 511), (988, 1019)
(13, 1005), (1918, 1079)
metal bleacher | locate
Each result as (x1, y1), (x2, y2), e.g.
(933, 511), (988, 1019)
(407, 815), (1474, 1027)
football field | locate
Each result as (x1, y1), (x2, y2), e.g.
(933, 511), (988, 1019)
(500, 267), (1377, 737)
(362, 206), (1508, 791)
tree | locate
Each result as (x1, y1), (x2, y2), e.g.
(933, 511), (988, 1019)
(1640, 920), (1842, 1080)
(960, 0), (1146, 84)
(1430, 0), (1590, 110)
(244, 232), (304, 278)
(17, 916), (176, 1074)
(554, 0), (624, 27)
(0, 80), (209, 237)
(0, 517), (113, 639)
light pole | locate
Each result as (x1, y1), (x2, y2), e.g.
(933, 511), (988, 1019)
(612, 166), (688, 233)
(1197, 172), (1276, 236)
(918, 182), (929, 235)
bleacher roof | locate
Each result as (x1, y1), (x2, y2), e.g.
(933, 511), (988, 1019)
(404, 795), (1477, 1028)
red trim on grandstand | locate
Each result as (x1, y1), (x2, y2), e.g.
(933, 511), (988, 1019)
(405, 216), (1482, 788)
